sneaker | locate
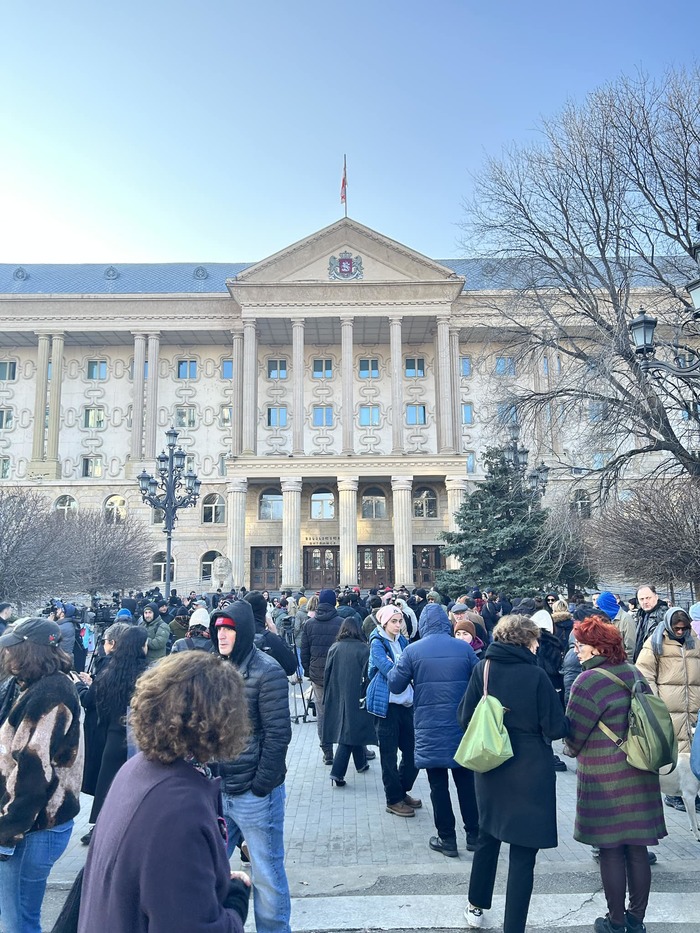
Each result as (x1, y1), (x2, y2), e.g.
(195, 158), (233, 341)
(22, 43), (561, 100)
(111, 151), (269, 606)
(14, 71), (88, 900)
(365, 749), (376, 760)
(663, 794), (686, 811)
(386, 800), (415, 817)
(593, 917), (625, 933)
(466, 830), (479, 852)
(80, 827), (94, 846)
(464, 904), (484, 928)
(591, 845), (601, 860)
(552, 755), (568, 772)
(403, 793), (422, 809)
(624, 909), (647, 932)
(428, 835), (458, 857)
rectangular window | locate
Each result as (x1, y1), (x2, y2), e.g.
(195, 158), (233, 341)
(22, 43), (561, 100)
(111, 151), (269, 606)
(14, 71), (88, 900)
(406, 405), (427, 425)
(0, 362), (17, 381)
(185, 455), (195, 472)
(497, 403), (518, 425)
(592, 451), (612, 470)
(588, 400), (608, 423)
(82, 456), (102, 478)
(0, 458), (9, 479)
(220, 407), (233, 427)
(405, 357), (425, 378)
(87, 360), (107, 380)
(129, 360), (148, 380)
(359, 405), (380, 426)
(84, 407), (105, 429)
(177, 359), (197, 379)
(268, 359), (287, 380)
(0, 409), (13, 430)
(267, 406), (288, 428)
(462, 403), (474, 425)
(221, 359), (233, 379)
(313, 359), (333, 379)
(175, 407), (196, 428)
(359, 358), (379, 379)
(466, 452), (476, 474)
(495, 356), (516, 376)
(312, 405), (333, 427)
(460, 356), (472, 377)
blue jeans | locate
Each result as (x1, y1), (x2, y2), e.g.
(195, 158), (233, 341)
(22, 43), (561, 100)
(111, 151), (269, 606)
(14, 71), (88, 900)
(0, 820), (73, 933)
(222, 785), (291, 933)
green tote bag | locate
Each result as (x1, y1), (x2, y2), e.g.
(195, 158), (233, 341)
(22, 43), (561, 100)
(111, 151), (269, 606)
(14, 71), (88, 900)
(454, 660), (513, 773)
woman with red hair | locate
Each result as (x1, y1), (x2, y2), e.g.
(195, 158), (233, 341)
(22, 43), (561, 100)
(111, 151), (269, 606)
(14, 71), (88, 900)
(565, 615), (666, 933)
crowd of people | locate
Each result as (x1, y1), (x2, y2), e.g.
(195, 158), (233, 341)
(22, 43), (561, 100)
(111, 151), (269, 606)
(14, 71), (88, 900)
(0, 580), (697, 933)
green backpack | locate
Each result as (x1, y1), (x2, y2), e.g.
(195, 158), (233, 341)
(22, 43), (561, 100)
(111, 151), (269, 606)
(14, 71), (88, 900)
(454, 660), (514, 773)
(595, 668), (677, 774)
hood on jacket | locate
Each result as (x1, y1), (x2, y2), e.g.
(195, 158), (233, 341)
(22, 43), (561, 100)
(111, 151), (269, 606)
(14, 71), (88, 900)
(244, 591), (269, 631)
(531, 609), (554, 634)
(142, 602), (160, 621)
(484, 640), (538, 666)
(212, 601), (256, 665)
(418, 602), (451, 637)
(653, 606), (696, 656)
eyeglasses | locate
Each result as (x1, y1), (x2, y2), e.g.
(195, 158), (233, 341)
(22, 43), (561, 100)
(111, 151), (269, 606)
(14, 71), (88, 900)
(671, 625), (690, 633)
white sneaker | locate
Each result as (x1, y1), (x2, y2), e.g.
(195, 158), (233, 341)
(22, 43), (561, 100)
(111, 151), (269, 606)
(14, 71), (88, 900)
(464, 904), (484, 928)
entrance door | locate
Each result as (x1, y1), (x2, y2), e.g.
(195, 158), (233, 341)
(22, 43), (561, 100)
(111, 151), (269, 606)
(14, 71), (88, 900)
(250, 547), (282, 591)
(358, 546), (394, 590)
(304, 546), (340, 590)
(413, 545), (443, 587)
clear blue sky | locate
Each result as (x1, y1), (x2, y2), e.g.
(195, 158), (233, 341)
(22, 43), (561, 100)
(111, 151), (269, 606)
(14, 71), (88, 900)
(1, 1), (697, 263)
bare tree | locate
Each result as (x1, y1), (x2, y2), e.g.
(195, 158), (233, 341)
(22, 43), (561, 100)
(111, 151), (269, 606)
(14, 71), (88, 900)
(66, 509), (154, 596)
(0, 487), (73, 611)
(531, 494), (598, 597)
(463, 66), (700, 494)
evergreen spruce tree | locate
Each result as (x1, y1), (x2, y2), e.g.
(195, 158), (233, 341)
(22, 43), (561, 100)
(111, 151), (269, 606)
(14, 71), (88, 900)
(438, 449), (551, 598)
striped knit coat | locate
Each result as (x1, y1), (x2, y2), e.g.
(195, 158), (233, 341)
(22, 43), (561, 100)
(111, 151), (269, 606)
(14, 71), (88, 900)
(565, 656), (667, 847)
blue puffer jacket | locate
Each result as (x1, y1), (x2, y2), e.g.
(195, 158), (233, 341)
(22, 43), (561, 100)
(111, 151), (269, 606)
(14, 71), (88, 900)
(388, 603), (478, 767)
(366, 629), (409, 718)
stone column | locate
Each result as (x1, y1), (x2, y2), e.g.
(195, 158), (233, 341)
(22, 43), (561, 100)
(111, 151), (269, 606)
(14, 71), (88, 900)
(31, 334), (50, 461)
(130, 333), (146, 462)
(281, 476), (303, 589)
(242, 320), (257, 455)
(390, 316), (404, 454)
(292, 320), (305, 456)
(227, 478), (248, 587)
(337, 477), (359, 586)
(391, 476), (413, 587)
(437, 315), (455, 453)
(450, 326), (461, 453)
(340, 316), (354, 455)
(231, 326), (244, 457)
(445, 477), (468, 570)
(46, 333), (64, 463)
(145, 333), (160, 458)
(433, 329), (443, 450)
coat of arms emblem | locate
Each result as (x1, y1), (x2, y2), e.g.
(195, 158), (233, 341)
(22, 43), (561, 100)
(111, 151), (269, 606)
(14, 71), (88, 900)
(328, 251), (363, 281)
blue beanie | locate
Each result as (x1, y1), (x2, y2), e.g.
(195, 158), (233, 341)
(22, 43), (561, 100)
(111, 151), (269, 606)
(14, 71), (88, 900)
(318, 589), (337, 607)
(115, 608), (133, 622)
(596, 592), (619, 620)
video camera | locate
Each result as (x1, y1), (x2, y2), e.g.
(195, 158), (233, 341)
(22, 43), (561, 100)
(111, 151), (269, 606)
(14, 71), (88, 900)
(90, 592), (120, 628)
(40, 598), (62, 618)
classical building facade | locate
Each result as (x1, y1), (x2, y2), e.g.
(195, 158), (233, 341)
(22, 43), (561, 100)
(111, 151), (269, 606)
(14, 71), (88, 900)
(0, 217), (652, 593)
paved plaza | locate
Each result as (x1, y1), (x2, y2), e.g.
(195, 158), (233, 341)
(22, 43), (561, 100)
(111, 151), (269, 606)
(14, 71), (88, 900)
(41, 683), (700, 932)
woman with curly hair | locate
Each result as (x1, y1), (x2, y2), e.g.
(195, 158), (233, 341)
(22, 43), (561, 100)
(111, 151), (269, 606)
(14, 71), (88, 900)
(79, 651), (252, 933)
(565, 615), (666, 933)
(457, 614), (568, 932)
(78, 625), (149, 843)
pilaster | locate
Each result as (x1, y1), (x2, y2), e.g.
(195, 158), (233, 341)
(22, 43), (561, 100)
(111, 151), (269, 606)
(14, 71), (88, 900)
(227, 478), (248, 587)
(340, 316), (355, 455)
(292, 320), (305, 456)
(337, 477), (359, 586)
(281, 476), (303, 590)
(391, 475), (413, 586)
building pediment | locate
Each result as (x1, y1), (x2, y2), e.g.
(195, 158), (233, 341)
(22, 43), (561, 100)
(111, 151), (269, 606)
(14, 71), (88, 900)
(230, 218), (463, 287)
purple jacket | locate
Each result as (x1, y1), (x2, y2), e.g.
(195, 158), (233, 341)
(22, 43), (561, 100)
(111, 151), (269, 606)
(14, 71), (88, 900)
(79, 753), (245, 933)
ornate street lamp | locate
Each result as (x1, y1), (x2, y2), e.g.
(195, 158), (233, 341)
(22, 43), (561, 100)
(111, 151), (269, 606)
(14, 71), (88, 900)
(527, 461), (550, 498)
(505, 421), (530, 476)
(137, 427), (201, 598)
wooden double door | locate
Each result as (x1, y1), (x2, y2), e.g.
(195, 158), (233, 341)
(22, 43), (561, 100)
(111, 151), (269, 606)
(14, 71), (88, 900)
(250, 547), (282, 591)
(303, 546), (340, 590)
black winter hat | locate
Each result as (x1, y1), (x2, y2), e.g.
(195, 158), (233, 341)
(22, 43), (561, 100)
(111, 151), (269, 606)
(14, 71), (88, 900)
(245, 591), (268, 629)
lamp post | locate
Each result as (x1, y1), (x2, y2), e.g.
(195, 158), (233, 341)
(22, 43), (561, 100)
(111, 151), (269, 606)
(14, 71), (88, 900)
(137, 427), (201, 598)
(502, 422), (549, 499)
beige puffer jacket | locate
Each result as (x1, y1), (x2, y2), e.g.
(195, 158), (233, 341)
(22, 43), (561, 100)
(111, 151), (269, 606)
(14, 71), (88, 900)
(636, 624), (700, 754)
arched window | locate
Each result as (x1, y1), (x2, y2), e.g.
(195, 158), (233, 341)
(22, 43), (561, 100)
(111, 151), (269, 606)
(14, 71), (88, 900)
(104, 495), (127, 525)
(361, 486), (386, 519)
(152, 551), (175, 583)
(310, 488), (335, 520)
(202, 493), (225, 524)
(259, 487), (283, 521)
(54, 495), (77, 519)
(571, 490), (591, 519)
(413, 487), (437, 518)
(201, 550), (222, 582)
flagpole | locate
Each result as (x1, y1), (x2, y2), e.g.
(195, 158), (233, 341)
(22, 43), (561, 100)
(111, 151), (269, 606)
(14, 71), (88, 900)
(341, 154), (348, 218)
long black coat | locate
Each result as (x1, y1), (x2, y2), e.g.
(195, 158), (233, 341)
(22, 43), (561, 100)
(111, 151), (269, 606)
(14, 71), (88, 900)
(321, 639), (377, 747)
(457, 642), (568, 850)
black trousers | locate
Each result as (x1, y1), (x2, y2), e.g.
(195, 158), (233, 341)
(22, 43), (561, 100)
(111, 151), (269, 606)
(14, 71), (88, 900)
(468, 829), (538, 933)
(330, 744), (367, 780)
(426, 766), (478, 842)
(598, 845), (651, 927)
(375, 704), (418, 805)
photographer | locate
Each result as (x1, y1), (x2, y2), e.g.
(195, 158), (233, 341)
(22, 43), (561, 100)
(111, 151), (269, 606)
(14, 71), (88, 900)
(45, 600), (79, 669)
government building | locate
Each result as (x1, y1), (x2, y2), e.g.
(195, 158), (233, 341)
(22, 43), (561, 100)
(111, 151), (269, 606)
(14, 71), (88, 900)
(0, 217), (630, 593)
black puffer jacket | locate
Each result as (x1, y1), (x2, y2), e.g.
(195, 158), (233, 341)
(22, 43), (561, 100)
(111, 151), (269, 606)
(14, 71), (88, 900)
(215, 646), (291, 798)
(300, 603), (343, 685)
